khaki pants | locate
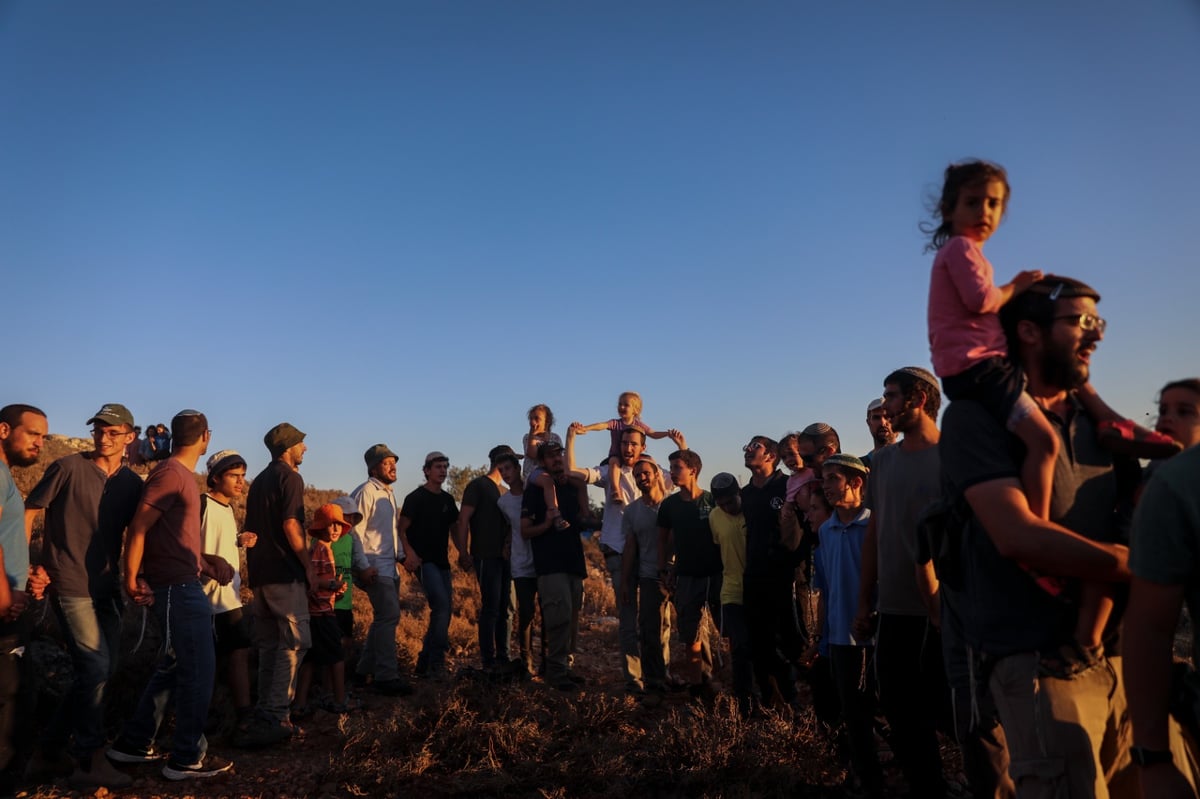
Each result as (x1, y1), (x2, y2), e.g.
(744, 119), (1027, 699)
(252, 583), (311, 724)
(990, 652), (1197, 798)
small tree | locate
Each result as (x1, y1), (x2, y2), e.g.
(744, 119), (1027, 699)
(446, 464), (488, 502)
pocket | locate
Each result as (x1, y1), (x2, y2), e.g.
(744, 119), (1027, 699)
(1007, 757), (1068, 799)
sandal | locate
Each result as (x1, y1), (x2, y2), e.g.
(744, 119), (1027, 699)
(1098, 419), (1184, 460)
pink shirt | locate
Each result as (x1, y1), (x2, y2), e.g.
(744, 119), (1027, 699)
(927, 236), (1008, 377)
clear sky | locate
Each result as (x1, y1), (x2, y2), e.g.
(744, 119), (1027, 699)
(3, 1), (1198, 493)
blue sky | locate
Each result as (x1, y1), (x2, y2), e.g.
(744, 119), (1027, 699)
(3, 1), (1198, 493)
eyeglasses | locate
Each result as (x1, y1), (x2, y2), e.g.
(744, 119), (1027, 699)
(1053, 313), (1107, 334)
(742, 442), (765, 452)
(93, 428), (130, 439)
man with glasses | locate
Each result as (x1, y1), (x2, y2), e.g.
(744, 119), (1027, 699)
(942, 276), (1196, 795)
(23, 404), (145, 788)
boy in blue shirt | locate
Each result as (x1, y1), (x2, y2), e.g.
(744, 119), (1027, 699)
(812, 454), (882, 798)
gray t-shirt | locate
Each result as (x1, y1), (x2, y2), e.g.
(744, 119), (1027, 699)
(1130, 445), (1200, 666)
(26, 453), (144, 599)
(864, 442), (941, 616)
(622, 497), (662, 581)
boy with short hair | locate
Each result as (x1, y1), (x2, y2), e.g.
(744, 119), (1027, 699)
(812, 454), (882, 798)
(293, 504), (351, 716)
(200, 450), (257, 729)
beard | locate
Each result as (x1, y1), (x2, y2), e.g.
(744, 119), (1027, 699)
(6, 448), (39, 468)
(1039, 338), (1089, 391)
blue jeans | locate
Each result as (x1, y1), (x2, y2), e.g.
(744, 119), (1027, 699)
(358, 574), (401, 681)
(120, 583), (215, 765)
(47, 594), (122, 756)
(476, 558), (513, 667)
(416, 564), (452, 673)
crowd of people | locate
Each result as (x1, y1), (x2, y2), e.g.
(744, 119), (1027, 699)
(0, 161), (1197, 798)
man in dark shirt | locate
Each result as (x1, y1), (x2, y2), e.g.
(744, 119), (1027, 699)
(24, 403), (143, 789)
(942, 276), (1195, 795)
(521, 438), (588, 691)
(457, 445), (522, 671)
(236, 422), (314, 749)
(398, 451), (460, 679)
(658, 448), (721, 694)
(741, 434), (803, 709)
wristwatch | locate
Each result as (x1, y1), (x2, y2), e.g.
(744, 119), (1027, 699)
(1129, 746), (1173, 767)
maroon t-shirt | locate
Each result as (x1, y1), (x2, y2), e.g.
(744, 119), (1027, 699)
(141, 458), (203, 588)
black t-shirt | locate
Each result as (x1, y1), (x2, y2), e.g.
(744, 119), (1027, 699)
(245, 459), (307, 587)
(461, 475), (507, 560)
(521, 474), (586, 578)
(657, 491), (722, 577)
(941, 397), (1130, 657)
(401, 486), (459, 569)
(741, 469), (791, 579)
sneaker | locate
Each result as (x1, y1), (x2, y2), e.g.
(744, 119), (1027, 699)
(107, 740), (165, 764)
(162, 754), (234, 780)
(372, 677), (414, 696)
(68, 750), (132, 790)
(231, 716), (291, 750)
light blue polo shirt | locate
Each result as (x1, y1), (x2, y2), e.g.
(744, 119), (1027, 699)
(813, 506), (872, 647)
(0, 462), (29, 589)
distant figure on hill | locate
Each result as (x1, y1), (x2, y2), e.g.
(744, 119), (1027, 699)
(23, 403), (143, 789)
(125, 426), (146, 467)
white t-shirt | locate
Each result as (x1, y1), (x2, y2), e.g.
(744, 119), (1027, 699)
(499, 491), (534, 578)
(200, 494), (242, 613)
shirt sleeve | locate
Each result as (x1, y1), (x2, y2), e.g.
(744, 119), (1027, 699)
(1130, 461), (1199, 585)
(940, 401), (1020, 494)
(25, 459), (66, 510)
(281, 470), (306, 523)
(141, 465), (182, 514)
(942, 237), (1004, 314)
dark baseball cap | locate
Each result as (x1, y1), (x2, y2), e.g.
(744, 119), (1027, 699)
(87, 403), (134, 429)
(488, 445), (523, 467)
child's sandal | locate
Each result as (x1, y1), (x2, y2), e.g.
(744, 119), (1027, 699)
(1098, 419), (1184, 460)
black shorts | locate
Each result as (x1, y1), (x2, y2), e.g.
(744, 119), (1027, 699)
(941, 356), (1025, 427)
(213, 607), (253, 655)
(304, 614), (345, 666)
(335, 608), (354, 640)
